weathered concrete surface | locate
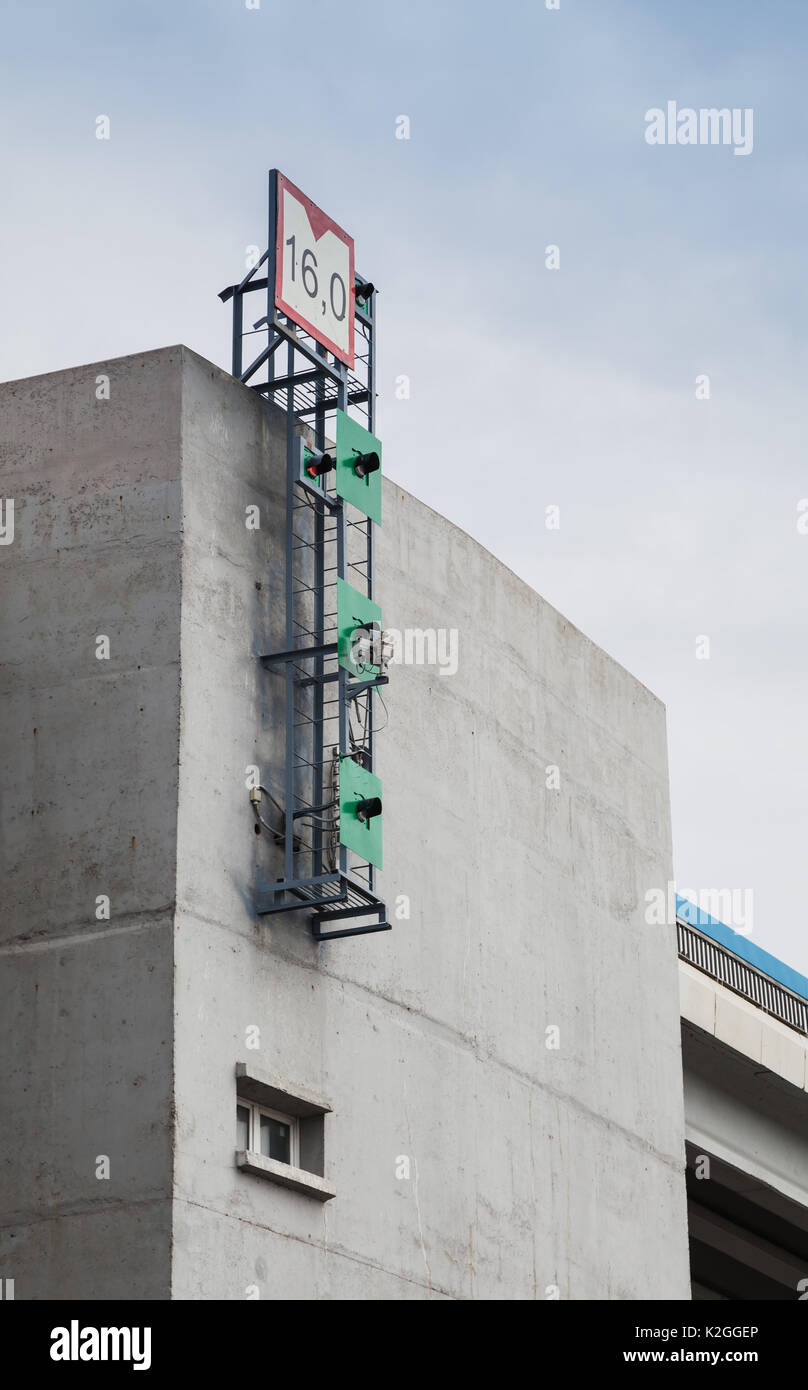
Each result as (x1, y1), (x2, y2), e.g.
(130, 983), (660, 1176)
(0, 351), (179, 1299)
(0, 346), (691, 1300)
(170, 349), (690, 1299)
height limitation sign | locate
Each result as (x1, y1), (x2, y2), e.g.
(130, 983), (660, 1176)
(272, 171), (355, 368)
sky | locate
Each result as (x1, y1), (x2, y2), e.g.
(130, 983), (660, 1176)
(1, 0), (806, 971)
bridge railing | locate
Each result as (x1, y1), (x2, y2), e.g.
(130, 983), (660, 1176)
(677, 919), (808, 1037)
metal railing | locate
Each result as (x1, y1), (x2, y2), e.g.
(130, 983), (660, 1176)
(677, 920), (808, 1037)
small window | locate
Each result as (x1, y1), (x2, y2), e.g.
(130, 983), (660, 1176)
(236, 1100), (299, 1168)
(260, 1112), (291, 1164)
(234, 1061), (335, 1200)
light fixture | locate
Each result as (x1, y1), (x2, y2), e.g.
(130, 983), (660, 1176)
(352, 450), (380, 479)
(306, 450), (336, 478)
(351, 620), (382, 668)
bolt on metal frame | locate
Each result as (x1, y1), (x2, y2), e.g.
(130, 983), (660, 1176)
(219, 172), (389, 941)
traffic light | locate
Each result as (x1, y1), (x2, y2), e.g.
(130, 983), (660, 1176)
(334, 409), (382, 523)
(337, 578), (382, 677)
(339, 754), (382, 868)
(303, 447), (335, 479)
(352, 450), (380, 479)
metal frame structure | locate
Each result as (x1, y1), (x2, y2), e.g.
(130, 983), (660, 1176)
(219, 171), (390, 941)
(678, 919), (808, 1036)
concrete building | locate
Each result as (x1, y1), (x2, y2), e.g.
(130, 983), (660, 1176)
(677, 902), (808, 1299)
(0, 346), (804, 1300)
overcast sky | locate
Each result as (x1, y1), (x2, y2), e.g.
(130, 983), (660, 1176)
(2, 0), (806, 972)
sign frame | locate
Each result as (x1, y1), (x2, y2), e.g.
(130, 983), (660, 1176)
(271, 169), (355, 368)
(336, 577), (381, 678)
(334, 409), (382, 524)
(339, 755), (383, 869)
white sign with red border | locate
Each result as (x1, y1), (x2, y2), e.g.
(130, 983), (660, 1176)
(274, 173), (355, 368)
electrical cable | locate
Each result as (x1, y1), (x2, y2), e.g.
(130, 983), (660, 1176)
(375, 688), (389, 734)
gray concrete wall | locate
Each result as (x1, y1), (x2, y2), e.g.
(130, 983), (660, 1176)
(170, 348), (691, 1299)
(0, 351), (181, 1298)
(0, 345), (691, 1299)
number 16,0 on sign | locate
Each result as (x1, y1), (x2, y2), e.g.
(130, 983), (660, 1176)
(273, 171), (355, 368)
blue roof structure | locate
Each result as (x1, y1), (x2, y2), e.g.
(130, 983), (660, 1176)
(676, 894), (808, 1003)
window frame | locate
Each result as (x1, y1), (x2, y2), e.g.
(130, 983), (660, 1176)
(237, 1098), (299, 1169)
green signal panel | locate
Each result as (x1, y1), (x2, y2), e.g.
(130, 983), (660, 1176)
(335, 409), (382, 524)
(302, 445), (322, 488)
(337, 577), (381, 678)
(339, 755), (383, 869)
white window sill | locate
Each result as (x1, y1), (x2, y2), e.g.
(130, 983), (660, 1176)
(236, 1150), (336, 1202)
